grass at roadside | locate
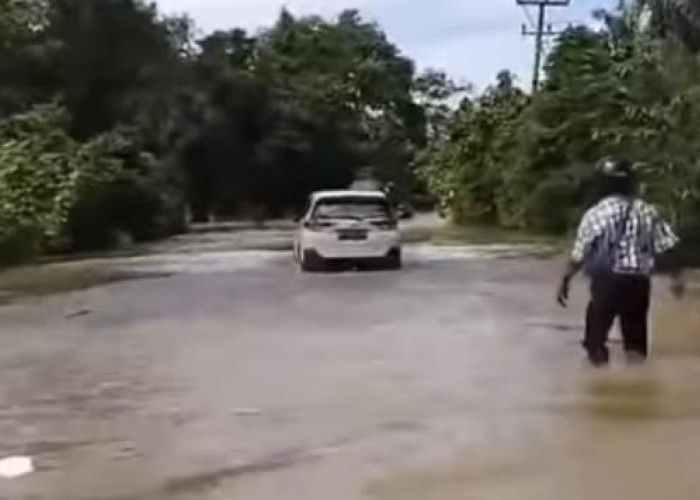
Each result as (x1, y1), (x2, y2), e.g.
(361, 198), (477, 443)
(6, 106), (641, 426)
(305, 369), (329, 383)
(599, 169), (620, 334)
(433, 224), (564, 246)
(0, 264), (167, 305)
(403, 219), (566, 253)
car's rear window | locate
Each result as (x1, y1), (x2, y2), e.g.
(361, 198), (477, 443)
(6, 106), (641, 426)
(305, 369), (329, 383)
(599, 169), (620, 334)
(313, 197), (391, 220)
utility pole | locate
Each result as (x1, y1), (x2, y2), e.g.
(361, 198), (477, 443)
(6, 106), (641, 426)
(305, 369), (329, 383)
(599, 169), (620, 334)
(517, 0), (570, 92)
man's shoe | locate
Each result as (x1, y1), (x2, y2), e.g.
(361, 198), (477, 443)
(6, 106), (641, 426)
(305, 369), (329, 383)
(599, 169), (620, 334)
(588, 349), (610, 367)
(625, 350), (647, 365)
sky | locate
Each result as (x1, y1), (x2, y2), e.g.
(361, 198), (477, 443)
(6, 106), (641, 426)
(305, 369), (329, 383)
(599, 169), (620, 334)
(156, 0), (616, 91)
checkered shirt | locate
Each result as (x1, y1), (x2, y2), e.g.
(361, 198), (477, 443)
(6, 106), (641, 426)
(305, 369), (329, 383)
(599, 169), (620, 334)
(571, 196), (679, 276)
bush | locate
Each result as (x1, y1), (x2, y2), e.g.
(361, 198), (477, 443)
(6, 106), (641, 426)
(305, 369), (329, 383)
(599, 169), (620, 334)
(63, 133), (171, 251)
(0, 107), (79, 265)
(0, 107), (184, 264)
(0, 226), (44, 265)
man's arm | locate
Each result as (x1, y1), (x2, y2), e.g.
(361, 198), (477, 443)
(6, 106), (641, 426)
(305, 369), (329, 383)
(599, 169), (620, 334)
(557, 211), (595, 307)
(652, 210), (686, 298)
(557, 260), (583, 307)
(656, 236), (686, 298)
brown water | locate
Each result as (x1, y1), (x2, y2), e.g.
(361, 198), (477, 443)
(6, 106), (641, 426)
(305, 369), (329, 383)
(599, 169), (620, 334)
(0, 231), (698, 500)
(371, 294), (700, 500)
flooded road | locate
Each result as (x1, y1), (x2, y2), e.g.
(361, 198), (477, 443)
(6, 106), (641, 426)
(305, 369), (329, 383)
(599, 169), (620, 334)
(0, 231), (698, 500)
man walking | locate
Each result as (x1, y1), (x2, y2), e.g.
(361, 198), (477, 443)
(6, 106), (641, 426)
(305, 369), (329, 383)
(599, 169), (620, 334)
(557, 157), (685, 366)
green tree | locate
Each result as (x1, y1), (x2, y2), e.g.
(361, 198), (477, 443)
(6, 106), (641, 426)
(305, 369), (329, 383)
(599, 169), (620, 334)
(182, 9), (432, 221)
(630, 0), (700, 50)
(417, 2), (700, 249)
(0, 0), (52, 116)
(45, 0), (191, 140)
(416, 70), (528, 224)
(0, 106), (165, 261)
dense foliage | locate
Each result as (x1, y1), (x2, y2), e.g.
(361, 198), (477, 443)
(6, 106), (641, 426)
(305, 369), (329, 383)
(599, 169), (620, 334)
(0, 107), (77, 262)
(182, 9), (446, 221)
(0, 106), (166, 260)
(0, 0), (458, 264)
(416, 0), (700, 255)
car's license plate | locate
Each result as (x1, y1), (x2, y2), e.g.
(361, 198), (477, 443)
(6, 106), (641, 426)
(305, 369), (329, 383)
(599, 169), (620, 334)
(338, 229), (368, 241)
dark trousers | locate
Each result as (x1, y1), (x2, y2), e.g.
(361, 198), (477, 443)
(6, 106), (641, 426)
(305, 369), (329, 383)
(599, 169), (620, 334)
(584, 274), (651, 362)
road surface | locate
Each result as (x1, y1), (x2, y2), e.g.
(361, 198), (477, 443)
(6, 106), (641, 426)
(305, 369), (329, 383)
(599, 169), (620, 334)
(0, 232), (699, 500)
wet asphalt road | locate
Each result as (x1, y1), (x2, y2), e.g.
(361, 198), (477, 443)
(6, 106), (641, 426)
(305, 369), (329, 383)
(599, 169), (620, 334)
(1, 239), (700, 500)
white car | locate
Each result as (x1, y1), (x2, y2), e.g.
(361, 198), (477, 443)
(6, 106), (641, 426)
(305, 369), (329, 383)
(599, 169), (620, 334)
(294, 190), (402, 272)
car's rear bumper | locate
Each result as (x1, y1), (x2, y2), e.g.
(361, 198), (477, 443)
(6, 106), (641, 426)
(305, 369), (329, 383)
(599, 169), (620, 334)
(301, 230), (400, 259)
(303, 247), (400, 264)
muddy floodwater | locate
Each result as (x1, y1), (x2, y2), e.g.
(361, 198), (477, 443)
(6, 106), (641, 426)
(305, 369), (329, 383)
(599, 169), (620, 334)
(0, 229), (698, 500)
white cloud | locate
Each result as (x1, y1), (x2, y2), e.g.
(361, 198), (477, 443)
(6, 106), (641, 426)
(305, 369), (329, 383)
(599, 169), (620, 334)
(156, 0), (616, 90)
(159, 0), (371, 30)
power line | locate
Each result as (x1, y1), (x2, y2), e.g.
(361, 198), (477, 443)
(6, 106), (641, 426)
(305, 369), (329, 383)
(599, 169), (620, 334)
(516, 0), (570, 92)
(521, 5), (536, 30)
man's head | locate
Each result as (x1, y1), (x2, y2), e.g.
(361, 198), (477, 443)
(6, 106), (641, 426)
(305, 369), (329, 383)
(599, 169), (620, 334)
(595, 156), (637, 198)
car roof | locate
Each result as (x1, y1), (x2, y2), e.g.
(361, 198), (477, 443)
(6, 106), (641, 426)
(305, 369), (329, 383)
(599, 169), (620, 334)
(310, 190), (387, 201)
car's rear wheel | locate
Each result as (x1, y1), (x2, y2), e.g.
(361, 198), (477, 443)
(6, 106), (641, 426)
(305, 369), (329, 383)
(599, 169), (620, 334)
(300, 249), (326, 273)
(384, 249), (402, 270)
